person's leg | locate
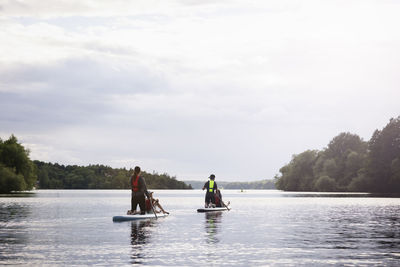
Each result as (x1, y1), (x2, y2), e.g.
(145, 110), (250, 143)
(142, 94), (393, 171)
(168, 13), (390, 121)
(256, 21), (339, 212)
(152, 199), (160, 213)
(157, 202), (169, 214)
(138, 195), (146, 215)
(210, 194), (216, 207)
(205, 193), (210, 208)
(131, 193), (134, 211)
(131, 192), (139, 212)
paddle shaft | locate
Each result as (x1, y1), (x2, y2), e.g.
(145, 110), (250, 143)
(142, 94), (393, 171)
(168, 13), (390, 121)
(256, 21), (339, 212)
(222, 201), (230, 211)
(149, 197), (158, 219)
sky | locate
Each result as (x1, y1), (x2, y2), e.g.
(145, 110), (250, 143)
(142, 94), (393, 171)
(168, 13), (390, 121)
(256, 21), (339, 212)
(0, 0), (399, 182)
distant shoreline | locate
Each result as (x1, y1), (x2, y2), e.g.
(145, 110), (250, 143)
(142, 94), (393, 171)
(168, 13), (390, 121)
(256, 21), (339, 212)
(184, 179), (275, 190)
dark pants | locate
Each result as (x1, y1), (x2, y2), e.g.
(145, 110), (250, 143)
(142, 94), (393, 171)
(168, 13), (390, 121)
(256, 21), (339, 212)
(205, 192), (215, 205)
(131, 191), (146, 215)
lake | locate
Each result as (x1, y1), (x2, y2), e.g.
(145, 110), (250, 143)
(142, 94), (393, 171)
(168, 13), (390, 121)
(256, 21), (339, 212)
(1, 190), (399, 266)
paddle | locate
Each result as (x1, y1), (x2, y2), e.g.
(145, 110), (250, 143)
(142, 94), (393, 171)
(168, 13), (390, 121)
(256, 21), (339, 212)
(222, 201), (230, 211)
(149, 196), (158, 219)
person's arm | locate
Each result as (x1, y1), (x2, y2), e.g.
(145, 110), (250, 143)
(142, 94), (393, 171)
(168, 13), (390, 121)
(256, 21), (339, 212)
(202, 181), (208, 190)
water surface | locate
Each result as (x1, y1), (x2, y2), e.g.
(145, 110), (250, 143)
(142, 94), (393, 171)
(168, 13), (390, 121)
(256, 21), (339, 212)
(1, 190), (399, 266)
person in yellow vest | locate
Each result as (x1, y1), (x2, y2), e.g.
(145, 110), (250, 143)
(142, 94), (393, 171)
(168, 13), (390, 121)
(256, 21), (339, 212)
(202, 174), (218, 208)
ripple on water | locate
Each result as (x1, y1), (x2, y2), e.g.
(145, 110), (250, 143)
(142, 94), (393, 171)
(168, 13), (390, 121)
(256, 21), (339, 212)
(1, 190), (400, 266)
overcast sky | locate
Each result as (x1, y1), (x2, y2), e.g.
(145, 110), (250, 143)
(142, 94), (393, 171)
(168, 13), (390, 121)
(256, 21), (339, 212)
(1, 0), (399, 181)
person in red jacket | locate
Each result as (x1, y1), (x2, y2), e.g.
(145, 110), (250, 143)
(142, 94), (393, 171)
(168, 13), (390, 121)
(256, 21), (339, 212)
(128, 166), (150, 215)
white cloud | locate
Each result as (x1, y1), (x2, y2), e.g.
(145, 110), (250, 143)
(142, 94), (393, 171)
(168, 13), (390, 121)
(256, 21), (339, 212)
(1, 0), (399, 181)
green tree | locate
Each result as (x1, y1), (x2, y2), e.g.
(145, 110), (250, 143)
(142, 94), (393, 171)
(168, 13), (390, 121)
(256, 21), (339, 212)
(323, 132), (368, 189)
(37, 165), (50, 188)
(275, 117), (400, 193)
(390, 158), (400, 192)
(322, 158), (337, 179)
(111, 170), (129, 189)
(275, 150), (318, 191)
(367, 116), (400, 192)
(0, 135), (37, 193)
(347, 168), (370, 192)
(314, 175), (336, 191)
(344, 151), (366, 182)
(0, 164), (26, 193)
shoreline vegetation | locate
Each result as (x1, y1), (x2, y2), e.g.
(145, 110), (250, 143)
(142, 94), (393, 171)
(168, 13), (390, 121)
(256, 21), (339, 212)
(185, 180), (275, 190)
(274, 116), (400, 193)
(34, 161), (192, 190)
(1, 115), (399, 193)
(0, 135), (191, 193)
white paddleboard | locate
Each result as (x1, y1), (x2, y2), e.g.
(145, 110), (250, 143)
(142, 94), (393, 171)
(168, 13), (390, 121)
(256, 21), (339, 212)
(197, 207), (229, 212)
(113, 213), (168, 222)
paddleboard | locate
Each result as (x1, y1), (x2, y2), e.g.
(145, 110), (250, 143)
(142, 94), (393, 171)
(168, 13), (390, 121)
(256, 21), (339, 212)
(197, 207), (229, 212)
(113, 213), (168, 222)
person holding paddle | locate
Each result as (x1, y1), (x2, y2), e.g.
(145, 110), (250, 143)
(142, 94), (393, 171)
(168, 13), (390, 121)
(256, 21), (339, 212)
(128, 166), (150, 215)
(202, 174), (218, 208)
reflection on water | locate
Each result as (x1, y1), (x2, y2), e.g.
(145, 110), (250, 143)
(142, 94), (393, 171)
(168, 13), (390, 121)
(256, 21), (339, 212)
(279, 192), (400, 198)
(204, 212), (222, 244)
(130, 220), (153, 264)
(0, 190), (399, 266)
(0, 202), (30, 223)
(304, 206), (400, 251)
(0, 192), (35, 198)
(0, 202), (30, 263)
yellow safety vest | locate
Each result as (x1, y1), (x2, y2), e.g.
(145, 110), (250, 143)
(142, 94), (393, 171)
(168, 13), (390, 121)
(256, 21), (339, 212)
(209, 180), (214, 192)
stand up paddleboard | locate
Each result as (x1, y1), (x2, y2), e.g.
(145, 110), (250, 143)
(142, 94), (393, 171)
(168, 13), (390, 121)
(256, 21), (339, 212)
(197, 207), (229, 212)
(113, 213), (168, 222)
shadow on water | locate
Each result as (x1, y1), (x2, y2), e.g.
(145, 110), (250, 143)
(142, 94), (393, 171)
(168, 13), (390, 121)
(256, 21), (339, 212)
(130, 220), (154, 264)
(204, 212), (222, 244)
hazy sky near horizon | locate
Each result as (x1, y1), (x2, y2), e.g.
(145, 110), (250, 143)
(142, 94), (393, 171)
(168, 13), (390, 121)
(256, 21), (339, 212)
(1, 0), (399, 181)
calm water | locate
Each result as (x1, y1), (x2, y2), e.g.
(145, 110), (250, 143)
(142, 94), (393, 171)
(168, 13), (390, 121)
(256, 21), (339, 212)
(1, 190), (400, 266)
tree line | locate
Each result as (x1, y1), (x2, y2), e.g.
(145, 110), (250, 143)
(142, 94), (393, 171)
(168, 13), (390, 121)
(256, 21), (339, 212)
(35, 161), (192, 190)
(223, 179), (275, 189)
(0, 135), (191, 193)
(275, 116), (400, 193)
(0, 135), (37, 193)
(186, 179), (275, 189)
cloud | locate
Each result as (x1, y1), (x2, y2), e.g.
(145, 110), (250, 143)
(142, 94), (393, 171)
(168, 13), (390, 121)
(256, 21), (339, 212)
(0, 57), (166, 93)
(0, 57), (169, 134)
(1, 0), (399, 181)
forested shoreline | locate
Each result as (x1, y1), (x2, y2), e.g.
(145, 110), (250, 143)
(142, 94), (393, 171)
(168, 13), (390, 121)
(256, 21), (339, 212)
(34, 161), (192, 190)
(2, 116), (399, 193)
(0, 135), (37, 193)
(275, 116), (400, 193)
(186, 179), (275, 190)
(0, 135), (191, 193)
